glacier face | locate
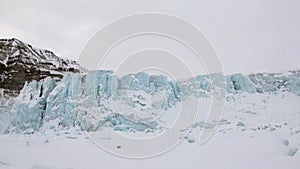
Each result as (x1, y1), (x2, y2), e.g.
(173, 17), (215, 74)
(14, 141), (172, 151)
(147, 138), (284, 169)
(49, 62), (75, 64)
(0, 70), (300, 134)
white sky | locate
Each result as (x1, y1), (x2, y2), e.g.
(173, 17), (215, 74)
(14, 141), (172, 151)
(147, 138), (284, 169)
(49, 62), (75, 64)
(0, 0), (299, 74)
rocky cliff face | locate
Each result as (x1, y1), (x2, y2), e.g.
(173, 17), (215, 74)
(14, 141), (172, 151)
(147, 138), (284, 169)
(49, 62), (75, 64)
(0, 38), (85, 96)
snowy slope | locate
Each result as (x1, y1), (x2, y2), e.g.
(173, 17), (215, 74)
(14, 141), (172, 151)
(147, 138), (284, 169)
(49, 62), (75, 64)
(0, 92), (299, 169)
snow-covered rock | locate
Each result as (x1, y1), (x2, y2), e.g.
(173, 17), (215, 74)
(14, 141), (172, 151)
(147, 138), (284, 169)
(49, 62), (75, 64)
(0, 38), (86, 96)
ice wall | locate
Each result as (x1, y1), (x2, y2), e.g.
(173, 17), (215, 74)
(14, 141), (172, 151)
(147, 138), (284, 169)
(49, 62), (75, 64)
(0, 70), (299, 134)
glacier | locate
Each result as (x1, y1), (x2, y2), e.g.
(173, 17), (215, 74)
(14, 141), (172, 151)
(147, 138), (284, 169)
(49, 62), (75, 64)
(0, 70), (300, 134)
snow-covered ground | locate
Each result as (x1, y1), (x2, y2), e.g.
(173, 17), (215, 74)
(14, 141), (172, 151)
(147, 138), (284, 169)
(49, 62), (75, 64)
(0, 92), (299, 169)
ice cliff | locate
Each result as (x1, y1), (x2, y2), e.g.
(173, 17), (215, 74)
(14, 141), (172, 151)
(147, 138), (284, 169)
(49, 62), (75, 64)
(0, 70), (300, 134)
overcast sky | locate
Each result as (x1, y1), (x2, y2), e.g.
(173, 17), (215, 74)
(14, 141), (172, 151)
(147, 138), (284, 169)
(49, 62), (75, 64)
(1, 0), (299, 74)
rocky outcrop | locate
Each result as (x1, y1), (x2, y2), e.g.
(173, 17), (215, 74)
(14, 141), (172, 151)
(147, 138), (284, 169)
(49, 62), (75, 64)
(0, 38), (86, 96)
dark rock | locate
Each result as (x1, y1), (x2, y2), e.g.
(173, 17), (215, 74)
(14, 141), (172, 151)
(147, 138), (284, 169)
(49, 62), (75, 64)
(0, 38), (86, 96)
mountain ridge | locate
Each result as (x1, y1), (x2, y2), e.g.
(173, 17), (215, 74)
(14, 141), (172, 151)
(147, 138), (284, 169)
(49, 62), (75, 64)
(0, 38), (86, 96)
